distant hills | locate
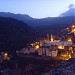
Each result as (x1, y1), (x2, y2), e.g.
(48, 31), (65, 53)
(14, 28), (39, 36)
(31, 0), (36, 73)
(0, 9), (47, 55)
(0, 12), (75, 37)
(0, 6), (74, 53)
(0, 12), (34, 25)
(0, 8), (75, 52)
(0, 8), (75, 26)
(0, 17), (37, 53)
(0, 7), (75, 35)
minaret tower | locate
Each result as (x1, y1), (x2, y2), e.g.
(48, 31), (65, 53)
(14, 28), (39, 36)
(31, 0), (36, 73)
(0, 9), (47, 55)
(51, 34), (53, 42)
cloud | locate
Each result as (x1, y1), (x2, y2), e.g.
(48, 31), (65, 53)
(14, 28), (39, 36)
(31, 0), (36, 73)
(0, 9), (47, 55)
(60, 4), (75, 17)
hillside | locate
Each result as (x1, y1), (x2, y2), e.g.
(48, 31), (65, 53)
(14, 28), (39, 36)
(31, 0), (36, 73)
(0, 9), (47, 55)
(32, 16), (75, 37)
(49, 58), (75, 75)
(0, 12), (34, 25)
(0, 17), (37, 53)
(0, 12), (74, 26)
(0, 12), (75, 37)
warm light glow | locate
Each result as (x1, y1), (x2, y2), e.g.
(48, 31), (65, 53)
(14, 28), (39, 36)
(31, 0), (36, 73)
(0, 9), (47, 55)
(60, 52), (70, 60)
(69, 54), (71, 58)
(58, 45), (64, 49)
(4, 53), (8, 57)
(71, 28), (75, 34)
(51, 38), (53, 42)
(31, 44), (34, 46)
(72, 29), (75, 32)
(68, 38), (72, 42)
(51, 34), (53, 42)
(72, 25), (75, 28)
(71, 25), (75, 34)
(65, 58), (69, 60)
(69, 47), (72, 50)
(72, 50), (73, 53)
(35, 45), (40, 50)
(62, 54), (71, 60)
(4, 52), (8, 59)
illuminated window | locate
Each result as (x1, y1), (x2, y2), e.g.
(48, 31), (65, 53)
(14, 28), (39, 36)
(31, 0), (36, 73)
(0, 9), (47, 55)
(68, 38), (72, 42)
(35, 45), (40, 50)
(69, 54), (71, 58)
(58, 45), (64, 49)
(4, 52), (8, 59)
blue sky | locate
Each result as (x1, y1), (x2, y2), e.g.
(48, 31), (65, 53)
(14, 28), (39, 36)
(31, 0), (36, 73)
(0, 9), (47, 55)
(0, 0), (74, 18)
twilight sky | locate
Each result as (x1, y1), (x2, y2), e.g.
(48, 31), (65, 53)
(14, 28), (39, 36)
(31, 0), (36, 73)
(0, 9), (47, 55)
(0, 0), (75, 18)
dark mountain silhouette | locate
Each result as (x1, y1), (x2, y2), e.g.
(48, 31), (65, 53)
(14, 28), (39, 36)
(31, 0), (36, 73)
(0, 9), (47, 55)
(0, 17), (37, 53)
(33, 16), (75, 35)
(0, 11), (74, 37)
(0, 8), (75, 26)
(0, 12), (34, 25)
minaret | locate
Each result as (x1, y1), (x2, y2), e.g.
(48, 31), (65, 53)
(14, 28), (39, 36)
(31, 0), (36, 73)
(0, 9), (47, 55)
(51, 34), (53, 42)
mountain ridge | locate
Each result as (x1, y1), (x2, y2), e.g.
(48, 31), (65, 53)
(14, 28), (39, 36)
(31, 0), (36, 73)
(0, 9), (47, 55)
(0, 16), (37, 53)
(0, 12), (75, 37)
(0, 12), (75, 26)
